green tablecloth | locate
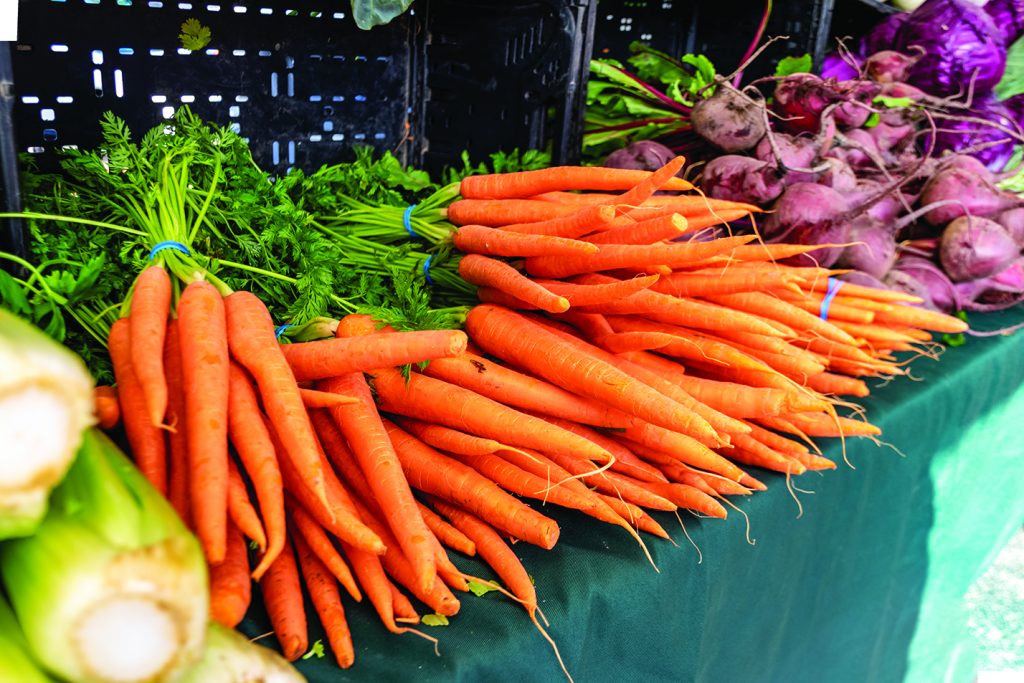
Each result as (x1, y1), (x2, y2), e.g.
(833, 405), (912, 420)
(242, 310), (1024, 683)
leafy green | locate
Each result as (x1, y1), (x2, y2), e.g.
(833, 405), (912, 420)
(439, 148), (552, 186)
(873, 95), (915, 109)
(467, 579), (502, 597)
(775, 54), (812, 77)
(302, 640), (326, 660)
(421, 613), (450, 627)
(350, 0), (414, 30)
(996, 35), (1024, 101)
(942, 311), (970, 347)
(178, 18), (211, 51)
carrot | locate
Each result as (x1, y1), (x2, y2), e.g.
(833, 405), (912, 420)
(372, 367), (613, 462)
(637, 479), (727, 518)
(780, 296), (877, 324)
(475, 286), (540, 310)
(288, 498), (362, 602)
(381, 419), (560, 549)
(390, 416), (510, 457)
(740, 420), (810, 457)
(704, 292), (859, 345)
(419, 352), (632, 429)
(163, 320), (190, 523)
(447, 198), (576, 226)
(620, 207), (757, 235)
(537, 449), (676, 512)
(571, 273), (789, 338)
(535, 273), (661, 306)
(319, 372), (438, 595)
(500, 203), (617, 237)
(227, 458), (267, 552)
(226, 362), (286, 580)
(600, 156), (687, 213)
(337, 542), (405, 632)
(281, 329), (468, 382)
(177, 280), (230, 563)
(761, 413), (882, 438)
(418, 502), (477, 556)
(459, 165), (693, 199)
(829, 320), (925, 345)
(129, 264), (171, 426)
(93, 385), (121, 430)
(293, 531), (356, 669)
(208, 522), (252, 629)
(390, 585), (420, 622)
(805, 276), (925, 303)
(530, 414), (668, 483)
(650, 267), (802, 298)
(523, 235), (758, 278)
(259, 537), (307, 662)
(459, 254), (569, 313)
(584, 213), (690, 245)
(714, 242), (850, 263)
(269, 418), (386, 556)
(802, 371), (870, 397)
(697, 334), (828, 380)
(299, 387), (360, 409)
(667, 372), (829, 418)
(108, 318), (168, 496)
(726, 432), (808, 475)
(465, 305), (723, 442)
(595, 494), (670, 539)
(617, 419), (747, 481)
(453, 224), (599, 257)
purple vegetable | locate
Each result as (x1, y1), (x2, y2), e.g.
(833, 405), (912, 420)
(984, 0), (1024, 44)
(867, 119), (916, 157)
(928, 97), (1020, 172)
(865, 51), (919, 84)
(773, 73), (839, 134)
(690, 87), (767, 153)
(821, 53), (861, 81)
(763, 183), (852, 267)
(954, 257), (1024, 311)
(827, 129), (883, 170)
(754, 133), (822, 184)
(604, 140), (677, 172)
(886, 256), (961, 312)
(900, 0), (1007, 97)
(995, 207), (1024, 248)
(861, 12), (911, 56)
(838, 270), (889, 290)
(939, 215), (1021, 281)
(700, 155), (785, 204)
(836, 216), (898, 280)
(918, 164), (1020, 225)
(816, 158), (858, 193)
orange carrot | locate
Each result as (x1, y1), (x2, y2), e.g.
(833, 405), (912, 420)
(163, 320), (190, 522)
(226, 362), (286, 580)
(289, 498), (362, 602)
(418, 502), (477, 556)
(319, 368), (438, 594)
(459, 165), (693, 199)
(129, 264), (171, 426)
(390, 585), (420, 622)
(475, 286), (540, 310)
(447, 198), (576, 226)
(419, 352), (632, 429)
(530, 414), (668, 483)
(227, 458), (267, 552)
(259, 537), (308, 662)
(725, 432), (808, 475)
(453, 224), (599, 257)
(805, 277), (924, 303)
(535, 273), (661, 306)
(372, 366), (613, 462)
(299, 387), (360, 408)
(789, 450), (838, 470)
(637, 479), (727, 518)
(704, 292), (859, 346)
(650, 267), (802, 298)
(537, 449), (676, 512)
(618, 419), (747, 481)
(459, 254), (569, 313)
(500, 203), (617, 237)
(803, 371), (870, 397)
(381, 419), (560, 549)
(93, 385), (121, 430)
(390, 416), (509, 457)
(294, 531), (355, 669)
(208, 522), (252, 629)
(595, 494), (670, 538)
(465, 305), (722, 441)
(667, 372), (828, 418)
(337, 543), (406, 633)
(523, 235), (758, 278)
(761, 412), (882, 438)
(713, 242), (850, 263)
(601, 156), (687, 213)
(282, 329), (468, 381)
(108, 318), (168, 496)
(177, 280), (230, 563)
(585, 213), (690, 245)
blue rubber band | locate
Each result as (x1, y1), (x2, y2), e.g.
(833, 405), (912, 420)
(423, 255), (434, 285)
(403, 204), (418, 238)
(820, 277), (844, 321)
(148, 240), (191, 260)
(274, 324), (293, 340)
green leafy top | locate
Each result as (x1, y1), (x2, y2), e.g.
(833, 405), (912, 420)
(178, 18), (211, 51)
(774, 54), (812, 78)
(302, 640), (326, 660)
(351, 0), (414, 30)
(996, 35), (1024, 101)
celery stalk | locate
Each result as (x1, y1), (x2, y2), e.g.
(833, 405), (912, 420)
(179, 622), (308, 683)
(0, 308), (95, 538)
(0, 593), (53, 682)
(0, 429), (209, 683)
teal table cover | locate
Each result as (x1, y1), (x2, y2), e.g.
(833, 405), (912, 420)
(242, 310), (1024, 683)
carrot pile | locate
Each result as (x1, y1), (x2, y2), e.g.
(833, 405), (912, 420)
(95, 157), (969, 679)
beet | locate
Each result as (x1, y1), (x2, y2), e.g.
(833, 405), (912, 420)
(918, 165), (1020, 225)
(700, 155), (785, 205)
(773, 73), (839, 134)
(995, 207), (1024, 248)
(763, 183), (852, 267)
(886, 256), (961, 312)
(754, 133), (822, 184)
(816, 158), (858, 193)
(865, 51), (919, 83)
(690, 87), (767, 153)
(867, 120), (916, 157)
(604, 141), (677, 172)
(827, 129), (883, 170)
(836, 216), (898, 280)
(954, 257), (1024, 311)
(838, 270), (889, 290)
(939, 215), (1021, 281)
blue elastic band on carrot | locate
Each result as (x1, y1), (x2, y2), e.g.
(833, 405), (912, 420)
(274, 324), (293, 340)
(403, 204), (418, 238)
(423, 255), (434, 284)
(148, 240), (191, 260)
(820, 277), (843, 321)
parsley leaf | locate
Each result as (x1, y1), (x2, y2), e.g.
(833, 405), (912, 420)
(421, 613), (450, 627)
(302, 640), (326, 660)
(179, 18), (212, 51)
(775, 54), (812, 77)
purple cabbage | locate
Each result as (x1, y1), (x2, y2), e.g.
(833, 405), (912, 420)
(820, 53), (861, 81)
(900, 0), (1007, 97)
(860, 12), (911, 56)
(984, 0), (1024, 45)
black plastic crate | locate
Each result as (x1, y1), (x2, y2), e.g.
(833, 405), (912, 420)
(592, 0), (844, 81)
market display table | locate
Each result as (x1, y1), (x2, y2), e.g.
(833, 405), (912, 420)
(241, 310), (1024, 683)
